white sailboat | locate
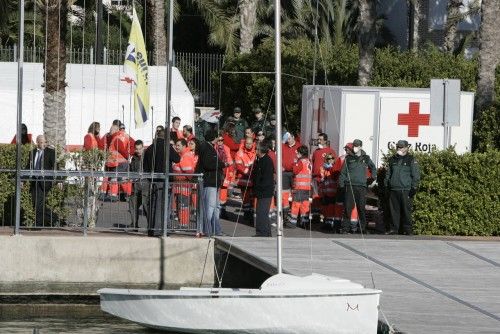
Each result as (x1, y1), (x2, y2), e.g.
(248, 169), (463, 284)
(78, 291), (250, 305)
(98, 1), (382, 332)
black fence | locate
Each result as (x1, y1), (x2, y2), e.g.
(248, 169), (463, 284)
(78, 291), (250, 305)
(0, 45), (224, 106)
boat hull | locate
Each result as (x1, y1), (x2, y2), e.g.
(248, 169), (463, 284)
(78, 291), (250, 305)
(100, 289), (380, 334)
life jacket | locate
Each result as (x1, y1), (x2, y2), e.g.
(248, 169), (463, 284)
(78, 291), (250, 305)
(106, 130), (130, 168)
(235, 146), (256, 187)
(173, 147), (196, 196)
(293, 158), (312, 191)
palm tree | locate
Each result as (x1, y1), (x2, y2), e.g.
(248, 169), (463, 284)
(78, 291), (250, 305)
(357, 0), (377, 86)
(443, 0), (463, 53)
(145, 0), (167, 65)
(475, 0), (500, 112)
(408, 0), (421, 52)
(40, 0), (68, 149)
(238, 0), (259, 53)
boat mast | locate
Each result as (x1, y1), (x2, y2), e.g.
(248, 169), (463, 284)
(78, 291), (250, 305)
(163, 0), (174, 237)
(275, 0), (283, 274)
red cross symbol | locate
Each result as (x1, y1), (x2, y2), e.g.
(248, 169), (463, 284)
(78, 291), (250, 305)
(398, 102), (430, 137)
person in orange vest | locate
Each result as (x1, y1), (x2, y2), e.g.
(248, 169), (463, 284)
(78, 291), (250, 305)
(235, 137), (256, 223)
(103, 123), (132, 201)
(319, 153), (337, 227)
(281, 131), (300, 222)
(11, 123), (33, 145)
(171, 117), (184, 140)
(288, 145), (312, 227)
(239, 127), (256, 147)
(215, 132), (234, 220)
(311, 133), (337, 221)
(83, 122), (104, 151)
(172, 139), (196, 227)
(182, 125), (195, 142)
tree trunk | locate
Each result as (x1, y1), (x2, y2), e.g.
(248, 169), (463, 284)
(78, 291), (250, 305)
(239, 0), (258, 54)
(357, 0), (377, 86)
(146, 0), (167, 65)
(42, 0), (67, 150)
(408, 0), (421, 52)
(475, 0), (500, 112)
(443, 0), (463, 53)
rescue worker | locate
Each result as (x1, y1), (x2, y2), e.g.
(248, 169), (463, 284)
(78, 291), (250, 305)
(194, 108), (211, 141)
(241, 127), (256, 146)
(289, 145), (312, 227)
(319, 153), (336, 226)
(171, 117), (184, 140)
(182, 125), (195, 142)
(251, 107), (269, 134)
(230, 107), (248, 143)
(103, 123), (133, 201)
(384, 140), (420, 235)
(281, 131), (300, 221)
(172, 139), (196, 227)
(222, 121), (240, 160)
(311, 133), (337, 221)
(235, 137), (256, 223)
(338, 139), (377, 234)
(215, 132), (234, 220)
(83, 122), (104, 151)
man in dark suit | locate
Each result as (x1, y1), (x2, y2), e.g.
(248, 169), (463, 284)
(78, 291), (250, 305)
(26, 135), (57, 226)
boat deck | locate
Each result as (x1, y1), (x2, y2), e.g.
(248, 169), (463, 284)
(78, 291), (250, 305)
(216, 237), (500, 334)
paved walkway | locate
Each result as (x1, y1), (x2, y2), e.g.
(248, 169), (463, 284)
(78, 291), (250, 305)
(216, 237), (500, 333)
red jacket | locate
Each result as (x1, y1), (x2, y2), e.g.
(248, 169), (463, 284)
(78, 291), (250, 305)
(282, 142), (300, 172)
(235, 146), (256, 187)
(106, 130), (131, 168)
(223, 133), (240, 159)
(11, 134), (33, 145)
(311, 147), (337, 180)
(83, 133), (104, 151)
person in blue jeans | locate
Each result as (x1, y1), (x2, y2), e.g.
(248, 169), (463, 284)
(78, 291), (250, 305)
(195, 129), (224, 237)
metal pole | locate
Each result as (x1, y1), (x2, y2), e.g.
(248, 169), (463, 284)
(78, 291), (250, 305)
(14, 0), (25, 236)
(95, 0), (103, 64)
(442, 80), (448, 149)
(275, 0), (283, 274)
(163, 0), (174, 237)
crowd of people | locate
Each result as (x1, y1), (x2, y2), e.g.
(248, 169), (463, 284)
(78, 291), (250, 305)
(14, 105), (420, 237)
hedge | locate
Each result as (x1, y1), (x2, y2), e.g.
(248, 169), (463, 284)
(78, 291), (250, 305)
(377, 148), (500, 236)
(0, 144), (107, 227)
(218, 38), (499, 149)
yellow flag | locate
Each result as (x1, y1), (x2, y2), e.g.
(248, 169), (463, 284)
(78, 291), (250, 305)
(123, 7), (149, 128)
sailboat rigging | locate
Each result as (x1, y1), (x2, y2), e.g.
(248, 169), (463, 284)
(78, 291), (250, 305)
(98, 0), (382, 332)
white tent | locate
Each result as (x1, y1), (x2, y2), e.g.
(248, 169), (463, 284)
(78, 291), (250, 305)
(0, 62), (194, 147)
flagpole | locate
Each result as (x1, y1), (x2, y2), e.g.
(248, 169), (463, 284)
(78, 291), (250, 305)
(163, 0), (174, 237)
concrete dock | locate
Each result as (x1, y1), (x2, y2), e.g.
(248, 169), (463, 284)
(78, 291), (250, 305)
(217, 237), (500, 333)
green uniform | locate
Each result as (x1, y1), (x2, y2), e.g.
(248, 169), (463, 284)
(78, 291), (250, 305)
(251, 119), (269, 135)
(338, 151), (376, 233)
(338, 151), (377, 188)
(232, 118), (248, 142)
(194, 119), (211, 142)
(384, 153), (420, 235)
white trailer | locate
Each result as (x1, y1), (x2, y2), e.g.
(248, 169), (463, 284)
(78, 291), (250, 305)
(300, 86), (474, 166)
(0, 62), (195, 148)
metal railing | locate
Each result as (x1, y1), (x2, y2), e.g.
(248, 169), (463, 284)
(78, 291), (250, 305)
(0, 45), (224, 106)
(0, 169), (204, 236)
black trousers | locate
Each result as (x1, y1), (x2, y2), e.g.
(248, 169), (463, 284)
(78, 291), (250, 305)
(342, 185), (367, 232)
(389, 190), (413, 234)
(255, 197), (272, 237)
(30, 182), (56, 227)
(147, 182), (165, 235)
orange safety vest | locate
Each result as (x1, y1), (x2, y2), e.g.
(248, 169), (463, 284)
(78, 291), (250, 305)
(293, 158), (312, 191)
(235, 147), (256, 188)
(173, 147), (196, 196)
(216, 143), (234, 188)
(106, 131), (130, 168)
(320, 165), (337, 197)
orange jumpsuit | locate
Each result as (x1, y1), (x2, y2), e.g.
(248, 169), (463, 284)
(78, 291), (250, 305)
(290, 157), (312, 225)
